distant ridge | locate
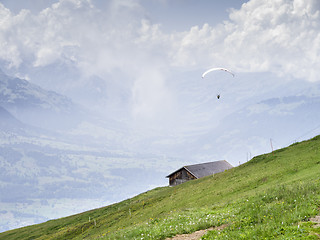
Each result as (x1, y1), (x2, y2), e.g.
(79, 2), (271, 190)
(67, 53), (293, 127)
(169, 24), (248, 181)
(0, 105), (24, 131)
(0, 69), (82, 130)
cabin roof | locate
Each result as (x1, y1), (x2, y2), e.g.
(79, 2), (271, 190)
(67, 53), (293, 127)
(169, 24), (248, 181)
(166, 160), (233, 179)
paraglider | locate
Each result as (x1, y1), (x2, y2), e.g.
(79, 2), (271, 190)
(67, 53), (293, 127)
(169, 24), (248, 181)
(201, 67), (235, 99)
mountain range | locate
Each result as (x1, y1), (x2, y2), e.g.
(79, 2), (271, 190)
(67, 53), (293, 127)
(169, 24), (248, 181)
(0, 69), (83, 131)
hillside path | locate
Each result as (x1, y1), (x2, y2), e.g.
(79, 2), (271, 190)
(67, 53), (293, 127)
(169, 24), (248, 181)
(165, 224), (228, 240)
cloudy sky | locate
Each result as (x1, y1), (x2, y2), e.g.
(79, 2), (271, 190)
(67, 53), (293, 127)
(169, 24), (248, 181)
(1, 0), (320, 231)
(1, 0), (319, 131)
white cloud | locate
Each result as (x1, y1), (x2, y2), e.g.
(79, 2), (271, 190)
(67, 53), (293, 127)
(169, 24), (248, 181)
(1, 0), (320, 79)
(131, 67), (178, 129)
(171, 0), (320, 82)
(0, 0), (319, 129)
(0, 4), (25, 68)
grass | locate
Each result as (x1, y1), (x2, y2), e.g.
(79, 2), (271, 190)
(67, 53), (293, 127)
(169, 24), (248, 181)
(203, 182), (320, 239)
(1, 135), (320, 239)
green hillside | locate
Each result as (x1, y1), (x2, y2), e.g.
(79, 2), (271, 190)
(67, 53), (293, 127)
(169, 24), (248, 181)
(1, 135), (320, 239)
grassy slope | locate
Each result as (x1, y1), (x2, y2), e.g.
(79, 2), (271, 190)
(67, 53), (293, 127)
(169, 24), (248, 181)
(1, 135), (320, 239)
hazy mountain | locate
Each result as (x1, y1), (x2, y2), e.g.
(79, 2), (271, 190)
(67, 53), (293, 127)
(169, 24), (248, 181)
(0, 70), (83, 130)
(0, 106), (24, 131)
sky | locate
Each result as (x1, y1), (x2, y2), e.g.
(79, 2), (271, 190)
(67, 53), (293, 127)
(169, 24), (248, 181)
(0, 0), (318, 124)
(1, 0), (320, 232)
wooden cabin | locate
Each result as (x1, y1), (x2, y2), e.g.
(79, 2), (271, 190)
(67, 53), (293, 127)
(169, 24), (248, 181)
(166, 160), (233, 186)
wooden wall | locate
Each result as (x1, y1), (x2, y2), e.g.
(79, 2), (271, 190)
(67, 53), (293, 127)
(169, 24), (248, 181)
(169, 168), (196, 186)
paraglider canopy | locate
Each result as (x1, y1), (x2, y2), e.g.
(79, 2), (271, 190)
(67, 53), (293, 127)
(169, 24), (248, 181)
(202, 67), (235, 79)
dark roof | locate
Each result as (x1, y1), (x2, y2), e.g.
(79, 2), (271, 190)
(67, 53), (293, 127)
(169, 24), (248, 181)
(166, 160), (233, 179)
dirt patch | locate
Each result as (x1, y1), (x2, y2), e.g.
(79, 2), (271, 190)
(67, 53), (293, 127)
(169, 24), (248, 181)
(310, 215), (320, 228)
(165, 224), (228, 240)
